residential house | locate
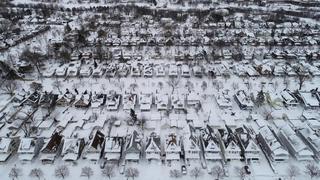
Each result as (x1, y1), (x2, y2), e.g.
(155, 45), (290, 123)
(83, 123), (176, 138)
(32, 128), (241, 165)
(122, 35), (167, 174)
(17, 138), (44, 162)
(155, 93), (169, 110)
(104, 137), (123, 162)
(106, 91), (121, 111)
(56, 91), (75, 106)
(39, 133), (64, 163)
(74, 92), (91, 108)
(0, 137), (19, 162)
(257, 126), (290, 162)
(183, 135), (201, 161)
(82, 130), (105, 161)
(123, 93), (136, 110)
(234, 90), (254, 110)
(281, 89), (299, 107)
(171, 93), (185, 110)
(145, 133), (161, 161)
(200, 126), (222, 161)
(165, 133), (181, 162)
(139, 91), (153, 111)
(61, 138), (85, 161)
(124, 131), (141, 162)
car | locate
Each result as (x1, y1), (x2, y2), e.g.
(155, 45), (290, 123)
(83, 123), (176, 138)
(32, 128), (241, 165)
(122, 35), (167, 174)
(181, 165), (187, 175)
(244, 165), (251, 174)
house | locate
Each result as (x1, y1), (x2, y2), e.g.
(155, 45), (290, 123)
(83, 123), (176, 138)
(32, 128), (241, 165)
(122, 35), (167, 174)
(104, 137), (123, 162)
(74, 92), (91, 108)
(155, 93), (169, 110)
(106, 91), (121, 111)
(39, 133), (64, 163)
(296, 90), (320, 109)
(187, 92), (201, 107)
(165, 133), (181, 162)
(17, 138), (44, 162)
(92, 66), (105, 78)
(296, 124), (320, 160)
(123, 93), (136, 110)
(234, 90), (254, 110)
(257, 126), (290, 162)
(155, 64), (166, 77)
(181, 64), (191, 78)
(82, 130), (105, 161)
(55, 65), (67, 77)
(66, 63), (80, 77)
(79, 66), (93, 77)
(105, 64), (117, 77)
(145, 133), (161, 161)
(171, 93), (185, 110)
(218, 128), (242, 161)
(131, 64), (141, 77)
(0, 137), (19, 162)
(168, 64), (178, 77)
(143, 64), (153, 77)
(124, 131), (141, 162)
(215, 90), (233, 109)
(193, 65), (203, 77)
(91, 93), (106, 108)
(61, 138), (85, 161)
(139, 91), (153, 111)
(277, 124), (314, 161)
(183, 135), (201, 161)
(280, 89), (299, 107)
(200, 126), (222, 161)
(118, 63), (130, 77)
(39, 91), (58, 109)
(56, 91), (75, 106)
(24, 91), (41, 106)
(235, 127), (260, 161)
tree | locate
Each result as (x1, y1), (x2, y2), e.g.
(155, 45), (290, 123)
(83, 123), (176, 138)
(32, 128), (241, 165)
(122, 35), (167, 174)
(102, 165), (115, 180)
(30, 82), (43, 92)
(305, 163), (320, 179)
(298, 74), (309, 90)
(185, 80), (194, 92)
(29, 168), (43, 180)
(129, 83), (138, 92)
(170, 169), (182, 178)
(52, 79), (62, 93)
(189, 167), (203, 179)
(9, 167), (22, 180)
(210, 165), (224, 179)
(81, 166), (93, 179)
(234, 166), (246, 180)
(287, 165), (300, 180)
(20, 49), (45, 74)
(201, 81), (207, 92)
(1, 80), (17, 96)
(256, 90), (265, 107)
(55, 165), (70, 179)
(124, 167), (139, 180)
(64, 23), (71, 34)
(167, 77), (180, 94)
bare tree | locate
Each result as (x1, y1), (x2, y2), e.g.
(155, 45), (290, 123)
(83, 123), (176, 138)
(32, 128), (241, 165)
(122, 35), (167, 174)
(232, 82), (239, 91)
(234, 166), (246, 180)
(102, 165), (115, 180)
(55, 165), (70, 179)
(201, 81), (207, 92)
(81, 166), (94, 179)
(287, 165), (300, 180)
(185, 80), (194, 92)
(170, 169), (182, 178)
(29, 168), (43, 180)
(263, 107), (274, 120)
(9, 167), (22, 180)
(189, 167), (203, 179)
(211, 165), (224, 179)
(305, 163), (320, 179)
(52, 79), (62, 94)
(125, 167), (139, 180)
(167, 77), (180, 94)
(1, 80), (17, 96)
(298, 74), (309, 90)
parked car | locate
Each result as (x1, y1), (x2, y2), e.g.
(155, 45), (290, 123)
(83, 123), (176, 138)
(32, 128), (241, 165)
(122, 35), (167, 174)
(181, 165), (187, 175)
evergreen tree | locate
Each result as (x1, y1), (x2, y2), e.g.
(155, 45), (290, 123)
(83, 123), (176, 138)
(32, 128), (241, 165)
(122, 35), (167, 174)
(256, 90), (265, 107)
